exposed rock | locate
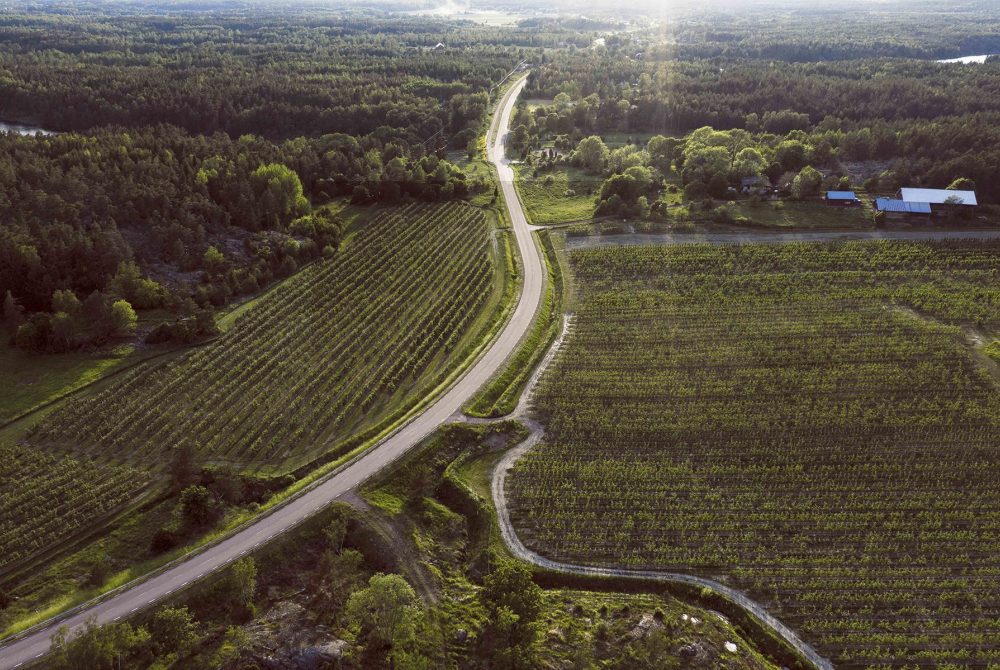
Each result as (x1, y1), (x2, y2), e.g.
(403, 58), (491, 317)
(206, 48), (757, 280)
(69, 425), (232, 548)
(678, 642), (707, 663)
(629, 612), (663, 640)
(289, 639), (348, 669)
(242, 638), (349, 670)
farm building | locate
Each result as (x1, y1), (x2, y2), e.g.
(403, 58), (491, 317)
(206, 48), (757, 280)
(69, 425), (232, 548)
(899, 188), (978, 207)
(875, 188), (978, 220)
(875, 198), (932, 219)
(741, 176), (771, 195)
(825, 191), (859, 206)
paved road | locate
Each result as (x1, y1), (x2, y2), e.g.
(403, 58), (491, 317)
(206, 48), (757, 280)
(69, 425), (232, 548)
(565, 228), (1000, 250)
(0, 74), (541, 670)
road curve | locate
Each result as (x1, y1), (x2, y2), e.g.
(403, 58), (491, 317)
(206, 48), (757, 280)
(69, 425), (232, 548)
(489, 321), (836, 670)
(0, 74), (541, 670)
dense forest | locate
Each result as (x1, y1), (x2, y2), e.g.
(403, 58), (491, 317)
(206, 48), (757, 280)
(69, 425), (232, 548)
(0, 11), (532, 139)
(518, 49), (1000, 204)
(0, 8), (570, 352)
(658, 0), (1000, 61)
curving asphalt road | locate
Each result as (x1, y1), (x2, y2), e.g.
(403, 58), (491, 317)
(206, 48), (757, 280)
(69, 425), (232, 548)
(0, 74), (541, 670)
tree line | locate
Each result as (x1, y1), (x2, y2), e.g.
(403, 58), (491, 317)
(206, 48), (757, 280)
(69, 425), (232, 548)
(518, 51), (1000, 203)
(0, 126), (479, 352)
(0, 10), (531, 142)
(651, 1), (1000, 61)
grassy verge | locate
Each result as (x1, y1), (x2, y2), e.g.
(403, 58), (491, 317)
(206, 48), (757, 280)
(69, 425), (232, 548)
(1, 202), (518, 646)
(727, 199), (873, 229)
(463, 230), (563, 418)
(514, 164), (600, 225)
(415, 423), (815, 670)
(0, 343), (178, 426)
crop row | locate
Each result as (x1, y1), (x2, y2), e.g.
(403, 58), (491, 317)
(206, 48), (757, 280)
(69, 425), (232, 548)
(510, 240), (1000, 668)
(0, 445), (149, 571)
(29, 202), (495, 472)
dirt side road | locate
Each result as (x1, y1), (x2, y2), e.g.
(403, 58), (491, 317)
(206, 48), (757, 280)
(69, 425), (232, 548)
(566, 228), (1000, 250)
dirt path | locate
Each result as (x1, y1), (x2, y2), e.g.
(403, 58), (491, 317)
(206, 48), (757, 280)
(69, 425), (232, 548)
(476, 316), (836, 670)
(566, 228), (1000, 251)
(340, 491), (440, 606)
(892, 305), (1000, 382)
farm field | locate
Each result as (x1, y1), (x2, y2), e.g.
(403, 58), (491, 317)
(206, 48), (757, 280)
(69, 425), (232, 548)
(26, 201), (501, 474)
(509, 239), (1000, 668)
(0, 344), (156, 425)
(0, 444), (150, 573)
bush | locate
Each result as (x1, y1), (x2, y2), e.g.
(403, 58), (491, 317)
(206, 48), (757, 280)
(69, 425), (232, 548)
(179, 485), (219, 530)
(683, 180), (708, 201)
(707, 173), (730, 199)
(87, 558), (111, 587)
(712, 206), (736, 224)
(150, 528), (182, 554)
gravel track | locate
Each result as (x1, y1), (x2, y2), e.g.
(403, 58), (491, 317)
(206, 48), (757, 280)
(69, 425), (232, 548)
(486, 316), (836, 670)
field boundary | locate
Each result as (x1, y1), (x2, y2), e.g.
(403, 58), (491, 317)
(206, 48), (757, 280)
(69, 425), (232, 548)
(462, 230), (562, 417)
(0, 78), (536, 654)
(454, 311), (833, 670)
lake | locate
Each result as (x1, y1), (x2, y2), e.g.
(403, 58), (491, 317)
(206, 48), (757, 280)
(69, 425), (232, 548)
(937, 54), (995, 64)
(0, 121), (56, 136)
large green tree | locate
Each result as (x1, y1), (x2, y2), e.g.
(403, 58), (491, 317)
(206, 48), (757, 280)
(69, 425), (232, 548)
(478, 562), (542, 670)
(574, 136), (609, 174)
(51, 619), (149, 670)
